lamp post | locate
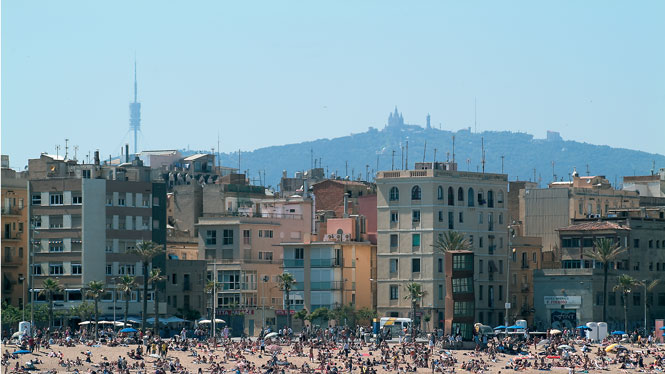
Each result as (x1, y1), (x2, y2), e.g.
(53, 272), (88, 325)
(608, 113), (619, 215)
(112, 278), (117, 334)
(19, 275), (26, 321)
(642, 280), (647, 335)
(505, 224), (516, 334)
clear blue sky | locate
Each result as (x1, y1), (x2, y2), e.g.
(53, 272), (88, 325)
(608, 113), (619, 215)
(2, 1), (664, 169)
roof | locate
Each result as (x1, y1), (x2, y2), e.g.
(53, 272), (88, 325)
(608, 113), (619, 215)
(183, 154), (211, 161)
(140, 150), (179, 156)
(312, 179), (370, 188)
(624, 175), (659, 182)
(557, 221), (630, 232)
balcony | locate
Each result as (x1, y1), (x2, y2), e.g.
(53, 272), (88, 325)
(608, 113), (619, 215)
(3, 231), (23, 241)
(488, 245), (496, 255)
(310, 258), (340, 267)
(310, 281), (343, 291)
(520, 283), (530, 292)
(2, 206), (23, 216)
(283, 259), (304, 268)
(521, 261), (530, 269)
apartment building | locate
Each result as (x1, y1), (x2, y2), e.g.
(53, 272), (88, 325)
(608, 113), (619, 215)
(443, 250), (474, 339)
(2, 164), (29, 308)
(27, 153), (167, 326)
(281, 216), (377, 318)
(507, 236), (542, 326)
(196, 196), (313, 336)
(519, 172), (639, 252)
(376, 163), (509, 330)
(533, 214), (665, 330)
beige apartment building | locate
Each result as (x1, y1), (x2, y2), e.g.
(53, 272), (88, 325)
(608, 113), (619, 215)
(376, 162), (509, 329)
(2, 163), (29, 308)
(519, 173), (639, 253)
(196, 196), (313, 336)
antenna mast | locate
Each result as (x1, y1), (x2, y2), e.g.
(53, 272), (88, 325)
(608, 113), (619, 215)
(481, 137), (486, 173)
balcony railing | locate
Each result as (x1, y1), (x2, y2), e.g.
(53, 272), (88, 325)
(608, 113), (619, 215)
(310, 258), (340, 267)
(283, 259), (304, 267)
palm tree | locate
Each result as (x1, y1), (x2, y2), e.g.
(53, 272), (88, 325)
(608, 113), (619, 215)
(277, 273), (296, 329)
(128, 241), (165, 332)
(404, 282), (426, 339)
(86, 281), (105, 340)
(39, 278), (63, 331)
(204, 280), (220, 337)
(117, 275), (136, 328)
(584, 238), (626, 322)
(148, 268), (166, 336)
(434, 231), (471, 253)
(613, 274), (641, 332)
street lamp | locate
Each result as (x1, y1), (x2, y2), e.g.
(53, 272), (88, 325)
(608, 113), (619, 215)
(19, 275), (26, 321)
(505, 224), (516, 333)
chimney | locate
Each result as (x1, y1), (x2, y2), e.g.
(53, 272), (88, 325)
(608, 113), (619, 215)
(94, 150), (100, 166)
(343, 193), (349, 218)
(125, 144), (130, 163)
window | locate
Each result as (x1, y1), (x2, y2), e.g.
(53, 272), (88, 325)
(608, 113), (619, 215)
(499, 260), (503, 274)
(437, 186), (444, 200)
(49, 241), (64, 252)
(479, 285), (483, 300)
(447, 187), (454, 205)
(126, 265), (135, 275)
(658, 293), (665, 306)
(479, 237), (483, 248)
(608, 292), (616, 306)
(439, 285), (444, 300)
(438, 258), (443, 272)
(412, 234), (420, 248)
(498, 285), (503, 300)
(259, 251), (273, 261)
(487, 190), (494, 208)
(390, 258), (398, 273)
(72, 263), (82, 275)
(72, 195), (83, 205)
(258, 230), (263, 237)
(172, 273), (178, 285)
(118, 198), (126, 206)
(438, 211), (444, 222)
(452, 253), (473, 270)
(295, 247), (304, 259)
(152, 197), (160, 206)
(412, 210), (420, 223)
(634, 239), (640, 248)
(205, 230), (217, 245)
(448, 211), (454, 229)
(390, 285), (399, 300)
(412, 258), (421, 273)
(478, 212), (483, 224)
(479, 260), (483, 273)
(49, 263), (64, 275)
(32, 194), (41, 205)
(453, 301), (474, 317)
(458, 187), (464, 201)
(459, 212), (464, 223)
(223, 229), (234, 245)
(452, 277), (473, 293)
(263, 230), (274, 238)
(390, 211), (399, 223)
(633, 292), (641, 306)
(390, 234), (398, 248)
(106, 264), (112, 275)
(411, 186), (421, 200)
(389, 187), (399, 201)
(243, 230), (251, 245)
(50, 193), (63, 205)
(32, 264), (42, 275)
(498, 213), (503, 225)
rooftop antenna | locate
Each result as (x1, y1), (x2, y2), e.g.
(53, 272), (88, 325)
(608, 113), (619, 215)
(345, 161), (348, 177)
(452, 135), (456, 164)
(481, 137), (486, 173)
(466, 158), (470, 171)
(238, 149), (241, 171)
(365, 164), (369, 181)
(401, 144), (404, 170)
(422, 140), (427, 163)
(552, 161), (556, 182)
(391, 150), (395, 170)
(310, 148), (313, 170)
(129, 56), (141, 154)
(533, 168), (537, 185)
(217, 132), (221, 168)
(586, 164), (590, 176)
(501, 155), (505, 174)
(405, 140), (409, 170)
(55, 144), (61, 159)
(64, 139), (69, 159)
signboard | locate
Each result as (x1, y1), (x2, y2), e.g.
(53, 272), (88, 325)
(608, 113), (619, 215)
(544, 296), (581, 306)
(216, 309), (255, 316)
(275, 309), (296, 316)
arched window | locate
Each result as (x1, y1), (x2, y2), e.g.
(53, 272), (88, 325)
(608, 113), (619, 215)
(447, 187), (454, 206)
(468, 188), (475, 207)
(487, 190), (494, 208)
(437, 186), (444, 200)
(458, 187), (464, 201)
(411, 185), (421, 201)
(389, 187), (399, 201)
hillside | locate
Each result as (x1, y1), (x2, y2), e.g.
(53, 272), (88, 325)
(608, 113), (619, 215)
(191, 124), (664, 190)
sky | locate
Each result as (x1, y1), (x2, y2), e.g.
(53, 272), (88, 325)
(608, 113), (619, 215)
(2, 1), (664, 170)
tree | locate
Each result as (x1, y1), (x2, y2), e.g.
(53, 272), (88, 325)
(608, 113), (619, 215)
(204, 280), (220, 337)
(148, 268), (166, 336)
(434, 231), (471, 253)
(71, 301), (95, 324)
(331, 304), (356, 327)
(86, 281), (105, 340)
(355, 307), (377, 326)
(277, 273), (296, 329)
(294, 309), (309, 327)
(128, 241), (165, 332)
(404, 282), (426, 338)
(644, 279), (660, 330)
(309, 307), (330, 325)
(39, 278), (63, 331)
(117, 275), (137, 328)
(613, 274), (641, 332)
(585, 238), (626, 322)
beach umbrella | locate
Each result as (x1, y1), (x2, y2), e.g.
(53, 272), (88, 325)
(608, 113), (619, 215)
(163, 316), (187, 323)
(659, 326), (665, 330)
(119, 328), (138, 333)
(612, 331), (626, 335)
(507, 325), (522, 329)
(78, 321), (95, 325)
(605, 343), (618, 352)
(267, 344), (282, 352)
(13, 350), (31, 355)
(537, 339), (550, 346)
(113, 321), (126, 327)
(264, 332), (279, 339)
(557, 345), (574, 351)
(493, 325), (507, 330)
(549, 329), (562, 335)
(198, 319), (212, 324)
(576, 326), (591, 330)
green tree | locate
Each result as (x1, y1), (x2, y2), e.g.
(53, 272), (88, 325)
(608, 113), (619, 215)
(277, 273), (296, 329)
(128, 241), (165, 332)
(86, 281), (105, 340)
(309, 307), (330, 325)
(644, 279), (661, 330)
(1, 302), (21, 327)
(585, 238), (626, 322)
(39, 278), (63, 331)
(404, 282), (426, 338)
(71, 301), (96, 323)
(204, 280), (220, 336)
(434, 231), (471, 253)
(117, 275), (137, 327)
(355, 307), (377, 326)
(148, 268), (166, 336)
(613, 274), (642, 332)
(331, 304), (356, 327)
(294, 309), (309, 327)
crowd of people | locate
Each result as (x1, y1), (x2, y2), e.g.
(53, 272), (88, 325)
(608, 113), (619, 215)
(1, 324), (664, 374)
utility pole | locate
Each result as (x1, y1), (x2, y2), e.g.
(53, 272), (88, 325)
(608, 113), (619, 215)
(391, 150), (395, 170)
(501, 156), (505, 174)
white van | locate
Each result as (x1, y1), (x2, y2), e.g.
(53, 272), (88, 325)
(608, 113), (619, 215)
(379, 317), (412, 337)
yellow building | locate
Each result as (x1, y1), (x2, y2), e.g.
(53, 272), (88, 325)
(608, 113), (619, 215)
(1, 166), (29, 308)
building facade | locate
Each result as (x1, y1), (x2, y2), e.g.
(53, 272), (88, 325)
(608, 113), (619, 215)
(376, 165), (509, 330)
(2, 165), (29, 308)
